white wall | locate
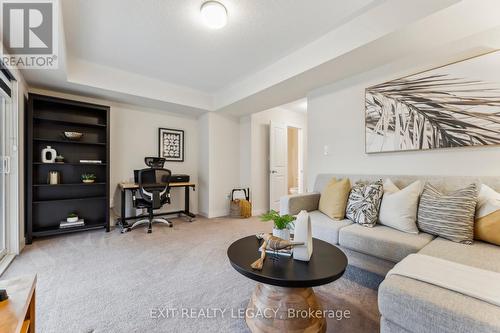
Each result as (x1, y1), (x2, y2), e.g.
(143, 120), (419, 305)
(197, 113), (210, 217)
(110, 105), (199, 218)
(196, 112), (240, 218)
(307, 56), (500, 189)
(246, 107), (307, 215)
(29, 89), (199, 222)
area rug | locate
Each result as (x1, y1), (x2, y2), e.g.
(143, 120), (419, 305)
(3, 216), (380, 332)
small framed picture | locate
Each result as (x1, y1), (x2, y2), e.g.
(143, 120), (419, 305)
(159, 128), (184, 162)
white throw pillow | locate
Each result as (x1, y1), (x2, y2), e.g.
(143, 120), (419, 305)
(476, 184), (500, 218)
(378, 179), (422, 234)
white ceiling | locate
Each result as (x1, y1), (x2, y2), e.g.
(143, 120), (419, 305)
(19, 0), (500, 116)
(62, 0), (379, 93)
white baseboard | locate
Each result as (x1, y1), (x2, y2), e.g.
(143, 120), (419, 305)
(252, 208), (267, 216)
(0, 254), (16, 277)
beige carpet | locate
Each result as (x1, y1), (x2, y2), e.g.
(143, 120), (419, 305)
(3, 216), (379, 332)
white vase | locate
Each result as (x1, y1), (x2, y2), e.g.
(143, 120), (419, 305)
(272, 227), (290, 241)
(41, 146), (57, 163)
(293, 210), (313, 261)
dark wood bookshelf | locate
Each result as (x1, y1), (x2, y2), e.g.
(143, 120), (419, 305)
(26, 93), (110, 243)
(33, 162), (107, 166)
(32, 224), (106, 237)
(33, 182), (106, 187)
(32, 196), (107, 204)
(33, 138), (107, 146)
(33, 116), (107, 128)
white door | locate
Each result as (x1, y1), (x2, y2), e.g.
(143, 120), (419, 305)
(0, 96), (7, 259)
(269, 121), (287, 211)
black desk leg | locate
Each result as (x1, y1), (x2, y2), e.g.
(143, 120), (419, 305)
(120, 189), (128, 229)
(184, 185), (196, 220)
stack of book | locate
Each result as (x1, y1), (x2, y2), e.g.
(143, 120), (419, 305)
(79, 160), (102, 164)
(60, 219), (85, 229)
(259, 247), (293, 257)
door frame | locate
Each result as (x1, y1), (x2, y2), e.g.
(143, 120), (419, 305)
(288, 125), (305, 194)
(0, 73), (20, 262)
(268, 121), (306, 211)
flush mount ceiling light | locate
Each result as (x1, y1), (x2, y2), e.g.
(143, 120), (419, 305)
(200, 1), (228, 29)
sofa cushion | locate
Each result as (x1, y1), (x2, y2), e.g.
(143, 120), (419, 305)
(418, 237), (500, 273)
(308, 210), (352, 245)
(379, 239), (500, 333)
(379, 179), (422, 234)
(379, 275), (500, 333)
(339, 224), (434, 262)
(475, 184), (500, 246)
(318, 178), (351, 220)
(417, 183), (478, 244)
(346, 179), (384, 227)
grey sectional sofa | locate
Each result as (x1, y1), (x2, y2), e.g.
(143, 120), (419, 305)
(280, 174), (500, 333)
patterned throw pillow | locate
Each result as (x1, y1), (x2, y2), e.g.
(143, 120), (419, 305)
(417, 183), (478, 244)
(346, 180), (384, 227)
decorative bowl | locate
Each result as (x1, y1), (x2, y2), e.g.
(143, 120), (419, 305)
(63, 131), (83, 140)
(82, 179), (95, 184)
(67, 216), (79, 223)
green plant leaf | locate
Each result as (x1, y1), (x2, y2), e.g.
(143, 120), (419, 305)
(260, 210), (295, 230)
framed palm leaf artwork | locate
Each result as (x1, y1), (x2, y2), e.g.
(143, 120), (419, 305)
(365, 51), (500, 153)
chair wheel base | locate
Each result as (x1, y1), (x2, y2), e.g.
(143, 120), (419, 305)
(169, 224), (173, 228)
(147, 229), (152, 234)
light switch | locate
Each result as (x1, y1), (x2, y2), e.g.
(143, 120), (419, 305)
(323, 145), (329, 156)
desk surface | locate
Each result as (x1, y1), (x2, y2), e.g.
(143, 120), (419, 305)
(120, 182), (195, 190)
(0, 275), (36, 333)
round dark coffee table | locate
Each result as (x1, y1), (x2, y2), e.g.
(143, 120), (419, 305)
(227, 236), (348, 333)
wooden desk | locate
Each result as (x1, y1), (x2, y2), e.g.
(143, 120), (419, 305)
(0, 275), (36, 333)
(117, 182), (196, 230)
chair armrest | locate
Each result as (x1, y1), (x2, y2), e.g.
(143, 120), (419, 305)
(280, 192), (321, 215)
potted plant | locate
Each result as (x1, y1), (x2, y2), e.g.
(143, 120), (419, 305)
(81, 173), (96, 184)
(55, 155), (65, 163)
(260, 210), (295, 241)
(67, 213), (79, 223)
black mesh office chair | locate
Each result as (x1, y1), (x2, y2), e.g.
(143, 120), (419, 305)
(128, 167), (173, 233)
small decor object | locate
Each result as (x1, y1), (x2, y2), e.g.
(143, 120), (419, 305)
(365, 51), (500, 153)
(55, 155), (65, 163)
(417, 183), (478, 244)
(62, 131), (83, 141)
(346, 179), (384, 227)
(159, 128), (184, 162)
(66, 213), (79, 223)
(41, 145), (57, 163)
(60, 217), (85, 229)
(293, 210), (313, 262)
(260, 210), (295, 241)
(229, 188), (252, 218)
(81, 173), (96, 183)
(47, 171), (60, 185)
(250, 233), (304, 270)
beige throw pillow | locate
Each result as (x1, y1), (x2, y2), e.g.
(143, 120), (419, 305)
(378, 179), (422, 234)
(318, 178), (351, 220)
(475, 184), (500, 246)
